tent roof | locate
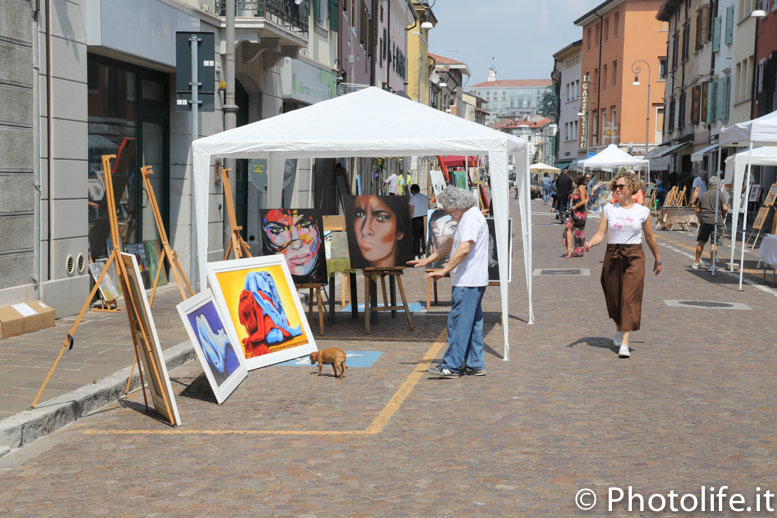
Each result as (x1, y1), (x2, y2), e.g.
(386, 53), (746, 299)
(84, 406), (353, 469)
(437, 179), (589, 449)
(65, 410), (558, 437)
(529, 162), (560, 173)
(579, 144), (649, 169)
(722, 146), (777, 182)
(192, 87), (526, 160)
(719, 110), (777, 147)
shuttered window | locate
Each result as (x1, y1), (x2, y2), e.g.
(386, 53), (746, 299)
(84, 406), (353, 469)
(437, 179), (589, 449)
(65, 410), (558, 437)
(706, 80), (717, 123)
(712, 16), (721, 52)
(725, 5), (734, 45)
(330, 0), (338, 30)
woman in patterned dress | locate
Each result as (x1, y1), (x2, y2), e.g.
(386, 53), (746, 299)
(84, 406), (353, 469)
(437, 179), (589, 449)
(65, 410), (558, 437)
(563, 174), (589, 258)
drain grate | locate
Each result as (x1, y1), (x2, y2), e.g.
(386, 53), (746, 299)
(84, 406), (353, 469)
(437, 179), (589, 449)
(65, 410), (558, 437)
(534, 268), (591, 276)
(664, 300), (751, 310)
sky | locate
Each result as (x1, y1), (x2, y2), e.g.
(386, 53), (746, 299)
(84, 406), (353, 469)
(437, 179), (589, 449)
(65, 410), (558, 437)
(428, 0), (603, 86)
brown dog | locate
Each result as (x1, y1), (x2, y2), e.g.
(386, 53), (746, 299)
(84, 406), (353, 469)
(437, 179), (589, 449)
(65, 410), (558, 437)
(309, 348), (348, 379)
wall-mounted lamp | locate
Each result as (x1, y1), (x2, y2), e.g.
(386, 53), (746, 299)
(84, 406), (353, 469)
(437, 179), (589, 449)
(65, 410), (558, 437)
(632, 75), (640, 86)
(751, 0), (766, 17)
(420, 0), (436, 30)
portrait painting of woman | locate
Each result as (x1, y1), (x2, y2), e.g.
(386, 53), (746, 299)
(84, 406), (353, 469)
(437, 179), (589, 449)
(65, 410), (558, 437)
(260, 209), (327, 284)
(426, 209), (458, 269)
(342, 195), (414, 269)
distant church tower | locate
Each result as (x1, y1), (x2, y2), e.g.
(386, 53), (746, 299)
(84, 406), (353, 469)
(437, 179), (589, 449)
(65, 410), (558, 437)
(487, 57), (497, 82)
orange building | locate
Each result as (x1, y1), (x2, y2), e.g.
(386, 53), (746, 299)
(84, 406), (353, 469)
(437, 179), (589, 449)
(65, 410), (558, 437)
(574, 0), (667, 158)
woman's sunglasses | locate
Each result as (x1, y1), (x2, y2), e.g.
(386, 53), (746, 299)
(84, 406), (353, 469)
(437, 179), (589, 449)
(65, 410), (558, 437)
(613, 183), (627, 190)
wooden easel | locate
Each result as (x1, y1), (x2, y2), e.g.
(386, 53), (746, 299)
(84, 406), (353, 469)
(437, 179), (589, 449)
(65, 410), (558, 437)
(222, 168), (252, 260)
(140, 166), (194, 306)
(676, 186), (688, 206)
(425, 269), (449, 309)
(32, 156), (177, 426)
(363, 267), (413, 334)
(746, 206), (771, 248)
(689, 186), (701, 206)
(296, 283), (326, 335)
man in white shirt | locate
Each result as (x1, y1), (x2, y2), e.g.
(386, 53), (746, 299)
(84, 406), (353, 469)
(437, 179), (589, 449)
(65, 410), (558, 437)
(408, 184), (430, 258)
(409, 187), (490, 378)
(693, 171), (707, 196)
(384, 172), (398, 195)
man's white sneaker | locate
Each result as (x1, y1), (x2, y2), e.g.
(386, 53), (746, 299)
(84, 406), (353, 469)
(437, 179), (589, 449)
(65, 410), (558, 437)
(614, 331), (623, 346)
(618, 344), (631, 358)
(691, 262), (700, 270)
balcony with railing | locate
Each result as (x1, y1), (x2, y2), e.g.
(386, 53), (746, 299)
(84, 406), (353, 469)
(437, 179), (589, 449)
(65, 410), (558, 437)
(206, 0), (308, 50)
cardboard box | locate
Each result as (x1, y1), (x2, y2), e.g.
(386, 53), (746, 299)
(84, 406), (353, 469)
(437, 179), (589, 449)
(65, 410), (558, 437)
(0, 300), (56, 339)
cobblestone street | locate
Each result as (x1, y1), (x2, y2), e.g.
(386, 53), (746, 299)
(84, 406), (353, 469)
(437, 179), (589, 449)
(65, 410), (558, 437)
(2, 198), (777, 516)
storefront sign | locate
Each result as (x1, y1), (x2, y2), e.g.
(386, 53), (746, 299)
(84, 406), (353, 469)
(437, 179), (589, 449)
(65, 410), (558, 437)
(280, 57), (337, 105)
(579, 74), (589, 149)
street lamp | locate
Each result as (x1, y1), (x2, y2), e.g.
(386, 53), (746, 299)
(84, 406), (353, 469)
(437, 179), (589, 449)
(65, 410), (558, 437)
(631, 59), (651, 183)
(751, 0), (766, 17)
(420, 0), (437, 30)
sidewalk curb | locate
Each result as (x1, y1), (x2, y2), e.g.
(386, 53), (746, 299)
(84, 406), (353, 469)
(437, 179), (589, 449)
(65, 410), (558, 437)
(0, 340), (195, 457)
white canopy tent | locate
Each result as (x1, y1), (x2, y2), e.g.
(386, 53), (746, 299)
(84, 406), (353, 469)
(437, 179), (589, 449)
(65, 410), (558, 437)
(529, 162), (560, 173)
(578, 144), (650, 179)
(719, 110), (777, 288)
(191, 87), (534, 359)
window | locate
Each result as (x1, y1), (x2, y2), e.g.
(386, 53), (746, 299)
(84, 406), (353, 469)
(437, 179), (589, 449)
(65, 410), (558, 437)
(612, 61), (617, 86)
(611, 106), (617, 127)
(592, 110), (599, 141)
(602, 65), (608, 89)
(315, 0), (329, 28)
(595, 23), (600, 46)
(594, 68), (599, 91)
(682, 19), (690, 60)
(614, 12), (619, 36)
(601, 108), (606, 143)
(672, 32), (679, 70)
(604, 17), (609, 41)
(659, 57), (667, 79)
(587, 28), (592, 50)
(695, 6), (709, 50)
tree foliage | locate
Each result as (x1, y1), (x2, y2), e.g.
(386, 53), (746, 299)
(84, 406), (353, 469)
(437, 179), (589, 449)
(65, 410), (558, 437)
(538, 90), (559, 121)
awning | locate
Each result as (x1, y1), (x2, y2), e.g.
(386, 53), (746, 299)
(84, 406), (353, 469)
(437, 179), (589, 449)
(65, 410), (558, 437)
(555, 160), (572, 170)
(441, 155), (479, 167)
(645, 141), (690, 159)
(690, 143), (719, 162)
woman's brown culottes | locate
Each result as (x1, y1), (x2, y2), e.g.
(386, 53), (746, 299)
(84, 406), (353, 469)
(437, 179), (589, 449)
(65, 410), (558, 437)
(600, 244), (645, 332)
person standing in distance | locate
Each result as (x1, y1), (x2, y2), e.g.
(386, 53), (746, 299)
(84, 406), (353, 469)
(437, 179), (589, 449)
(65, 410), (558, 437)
(693, 175), (729, 270)
(384, 171), (398, 195)
(555, 168), (574, 221)
(408, 187), (490, 378)
(585, 171), (662, 358)
(408, 184), (429, 258)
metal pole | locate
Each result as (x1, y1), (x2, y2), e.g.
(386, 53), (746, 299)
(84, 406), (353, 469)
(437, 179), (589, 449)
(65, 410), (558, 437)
(190, 35), (200, 290)
(711, 146), (722, 277)
(645, 80), (651, 184)
(224, 0), (238, 249)
(738, 142), (754, 291)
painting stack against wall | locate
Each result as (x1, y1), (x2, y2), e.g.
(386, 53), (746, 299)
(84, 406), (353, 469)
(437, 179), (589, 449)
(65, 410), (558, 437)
(177, 290), (247, 403)
(342, 195), (414, 269)
(121, 253), (181, 425)
(207, 256), (317, 371)
(260, 209), (328, 285)
(425, 209), (458, 269)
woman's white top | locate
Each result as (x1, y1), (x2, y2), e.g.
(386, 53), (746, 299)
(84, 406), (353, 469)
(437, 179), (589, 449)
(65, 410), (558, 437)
(604, 203), (650, 244)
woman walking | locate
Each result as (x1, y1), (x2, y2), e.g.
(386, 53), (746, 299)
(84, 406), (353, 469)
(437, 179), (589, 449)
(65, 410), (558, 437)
(563, 174), (589, 257)
(585, 171), (662, 358)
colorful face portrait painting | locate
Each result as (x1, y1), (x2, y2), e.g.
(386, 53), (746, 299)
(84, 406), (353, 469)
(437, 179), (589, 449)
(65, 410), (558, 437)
(260, 209), (327, 285)
(89, 259), (121, 301)
(342, 195), (414, 270)
(177, 289), (247, 403)
(426, 209), (458, 269)
(429, 170), (447, 208)
(120, 253), (181, 425)
(207, 256), (317, 371)
(486, 218), (513, 283)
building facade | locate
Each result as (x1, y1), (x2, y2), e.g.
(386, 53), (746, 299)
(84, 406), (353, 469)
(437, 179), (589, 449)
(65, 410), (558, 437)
(467, 75), (553, 124)
(429, 53), (470, 116)
(0, 0), (346, 316)
(552, 40), (583, 168)
(406, 0), (436, 105)
(575, 0), (666, 159)
(754, 0), (777, 118)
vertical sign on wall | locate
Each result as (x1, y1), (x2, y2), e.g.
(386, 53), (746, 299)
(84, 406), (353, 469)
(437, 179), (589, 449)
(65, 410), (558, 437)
(579, 73), (589, 149)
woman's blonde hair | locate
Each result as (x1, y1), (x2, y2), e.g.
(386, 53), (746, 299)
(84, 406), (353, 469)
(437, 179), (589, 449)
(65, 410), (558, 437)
(610, 170), (642, 194)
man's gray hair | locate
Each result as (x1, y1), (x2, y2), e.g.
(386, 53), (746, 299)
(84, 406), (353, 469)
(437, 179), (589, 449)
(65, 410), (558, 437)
(437, 187), (476, 210)
(708, 175), (720, 187)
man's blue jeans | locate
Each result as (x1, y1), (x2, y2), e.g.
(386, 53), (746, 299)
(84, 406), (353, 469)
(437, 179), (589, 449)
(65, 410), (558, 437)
(440, 286), (487, 372)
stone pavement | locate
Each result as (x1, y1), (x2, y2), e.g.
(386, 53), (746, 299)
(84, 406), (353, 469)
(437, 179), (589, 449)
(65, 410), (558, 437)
(2, 197), (777, 516)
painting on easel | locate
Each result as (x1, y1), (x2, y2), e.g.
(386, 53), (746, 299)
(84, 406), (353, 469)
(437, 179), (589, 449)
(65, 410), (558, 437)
(177, 290), (247, 404)
(121, 252), (181, 425)
(259, 209), (328, 285)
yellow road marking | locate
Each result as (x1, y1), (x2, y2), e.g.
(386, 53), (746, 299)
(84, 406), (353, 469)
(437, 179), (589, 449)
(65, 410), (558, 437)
(82, 330), (449, 437)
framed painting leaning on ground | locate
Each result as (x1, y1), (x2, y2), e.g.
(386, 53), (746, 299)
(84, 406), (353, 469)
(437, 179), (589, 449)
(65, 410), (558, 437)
(177, 289), (247, 404)
(207, 256), (317, 371)
(121, 252), (181, 425)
